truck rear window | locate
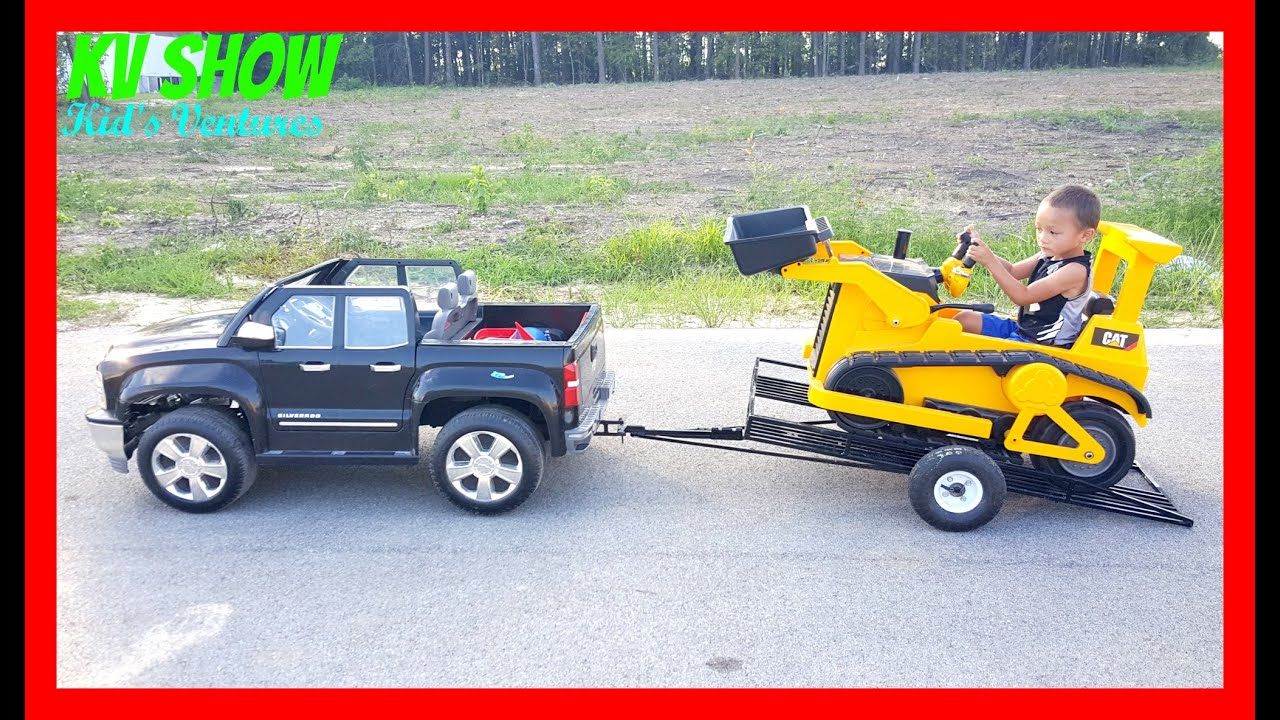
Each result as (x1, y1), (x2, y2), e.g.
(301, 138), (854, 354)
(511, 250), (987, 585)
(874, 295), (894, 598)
(406, 265), (460, 310)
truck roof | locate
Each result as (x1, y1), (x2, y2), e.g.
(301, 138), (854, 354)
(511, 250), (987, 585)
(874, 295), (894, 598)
(271, 258), (464, 289)
(217, 258), (464, 347)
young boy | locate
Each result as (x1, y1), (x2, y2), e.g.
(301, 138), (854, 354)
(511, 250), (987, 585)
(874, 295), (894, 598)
(955, 183), (1100, 347)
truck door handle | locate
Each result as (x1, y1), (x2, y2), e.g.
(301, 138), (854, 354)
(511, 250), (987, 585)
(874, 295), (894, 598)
(370, 363), (402, 372)
(300, 362), (330, 372)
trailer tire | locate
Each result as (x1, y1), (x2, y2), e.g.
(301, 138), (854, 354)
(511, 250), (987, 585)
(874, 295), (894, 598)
(137, 406), (257, 513)
(430, 405), (545, 515)
(908, 445), (1006, 532)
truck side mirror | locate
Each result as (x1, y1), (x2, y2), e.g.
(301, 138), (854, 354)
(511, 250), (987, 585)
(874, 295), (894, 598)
(232, 321), (277, 350)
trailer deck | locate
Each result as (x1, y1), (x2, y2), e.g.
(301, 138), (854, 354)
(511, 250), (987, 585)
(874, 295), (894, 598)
(599, 357), (1193, 528)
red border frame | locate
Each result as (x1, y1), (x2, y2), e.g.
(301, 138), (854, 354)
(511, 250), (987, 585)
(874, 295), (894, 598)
(30, 4), (1254, 717)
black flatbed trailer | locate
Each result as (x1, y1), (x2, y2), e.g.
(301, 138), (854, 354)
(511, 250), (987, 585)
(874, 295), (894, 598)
(599, 357), (1192, 528)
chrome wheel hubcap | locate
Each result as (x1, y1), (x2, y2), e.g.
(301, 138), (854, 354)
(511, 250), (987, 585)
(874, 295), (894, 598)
(445, 431), (522, 503)
(151, 433), (228, 503)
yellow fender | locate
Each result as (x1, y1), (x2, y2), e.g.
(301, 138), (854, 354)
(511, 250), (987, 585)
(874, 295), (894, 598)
(999, 363), (1105, 463)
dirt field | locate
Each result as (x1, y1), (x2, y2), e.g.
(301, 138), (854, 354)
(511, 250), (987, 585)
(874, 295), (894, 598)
(56, 67), (1222, 251)
(54, 67), (1223, 331)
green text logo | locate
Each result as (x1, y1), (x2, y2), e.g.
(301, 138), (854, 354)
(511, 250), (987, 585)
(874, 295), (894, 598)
(66, 32), (344, 101)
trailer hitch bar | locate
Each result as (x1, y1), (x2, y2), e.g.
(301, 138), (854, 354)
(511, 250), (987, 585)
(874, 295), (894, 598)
(596, 419), (744, 442)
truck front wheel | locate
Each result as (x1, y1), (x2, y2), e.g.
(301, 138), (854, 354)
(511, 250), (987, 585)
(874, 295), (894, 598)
(430, 406), (545, 515)
(137, 406), (257, 513)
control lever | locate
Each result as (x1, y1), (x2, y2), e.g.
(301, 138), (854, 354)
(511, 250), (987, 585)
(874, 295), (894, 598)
(952, 231), (978, 269)
(939, 231), (978, 298)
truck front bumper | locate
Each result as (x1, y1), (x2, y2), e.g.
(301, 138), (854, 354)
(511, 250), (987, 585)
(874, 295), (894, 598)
(85, 408), (130, 473)
(564, 370), (615, 455)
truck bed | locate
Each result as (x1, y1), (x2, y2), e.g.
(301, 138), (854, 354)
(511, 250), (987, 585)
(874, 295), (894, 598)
(463, 303), (592, 341)
(418, 303), (595, 343)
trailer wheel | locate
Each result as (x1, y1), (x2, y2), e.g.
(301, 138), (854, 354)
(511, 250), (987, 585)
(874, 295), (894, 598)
(430, 405), (545, 515)
(137, 406), (257, 513)
(1029, 401), (1136, 491)
(908, 445), (1006, 532)
(824, 361), (903, 432)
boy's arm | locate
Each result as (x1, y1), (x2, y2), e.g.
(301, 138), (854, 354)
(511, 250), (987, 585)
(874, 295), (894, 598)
(984, 260), (1088, 308)
(965, 238), (1038, 280)
(987, 256), (1017, 274)
(1007, 254), (1040, 281)
(962, 230), (1032, 278)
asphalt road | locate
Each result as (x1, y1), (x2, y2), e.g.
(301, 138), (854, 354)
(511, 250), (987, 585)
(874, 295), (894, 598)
(53, 325), (1229, 688)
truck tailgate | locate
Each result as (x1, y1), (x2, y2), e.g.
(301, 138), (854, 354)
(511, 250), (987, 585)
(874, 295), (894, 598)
(565, 305), (612, 453)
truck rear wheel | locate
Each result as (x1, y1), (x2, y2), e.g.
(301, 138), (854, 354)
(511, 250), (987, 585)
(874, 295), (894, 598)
(908, 445), (1006, 532)
(137, 406), (257, 513)
(430, 406), (545, 515)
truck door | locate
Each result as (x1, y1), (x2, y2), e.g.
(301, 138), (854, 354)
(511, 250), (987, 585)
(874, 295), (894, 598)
(256, 287), (418, 454)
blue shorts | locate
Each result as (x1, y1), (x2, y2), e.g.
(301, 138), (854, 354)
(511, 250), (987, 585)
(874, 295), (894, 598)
(980, 314), (1033, 344)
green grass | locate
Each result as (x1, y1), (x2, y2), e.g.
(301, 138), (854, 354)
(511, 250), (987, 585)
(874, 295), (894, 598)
(126, 85), (446, 118)
(57, 295), (123, 322)
(294, 169), (630, 208)
(57, 173), (244, 221)
(634, 180), (697, 194)
(54, 217), (820, 327)
(946, 143), (1223, 320)
(949, 106), (1222, 133)
(705, 111), (896, 140)
(1100, 143), (1224, 320)
(732, 171), (958, 259)
(56, 135), (1222, 327)
(495, 111), (896, 168)
(418, 138), (471, 162)
(59, 241), (248, 298)
(54, 72), (1222, 329)
(57, 137), (159, 155)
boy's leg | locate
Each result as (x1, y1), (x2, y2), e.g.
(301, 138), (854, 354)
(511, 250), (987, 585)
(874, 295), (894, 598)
(957, 311), (1030, 342)
(955, 310), (984, 334)
(979, 313), (1023, 340)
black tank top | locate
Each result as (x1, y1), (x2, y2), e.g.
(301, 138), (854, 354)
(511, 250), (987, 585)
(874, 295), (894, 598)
(1017, 251), (1092, 345)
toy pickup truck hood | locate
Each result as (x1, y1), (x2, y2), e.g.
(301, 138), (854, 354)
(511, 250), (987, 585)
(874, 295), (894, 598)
(107, 308), (241, 356)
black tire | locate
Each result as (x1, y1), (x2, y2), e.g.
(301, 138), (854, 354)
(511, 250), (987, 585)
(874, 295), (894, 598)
(137, 406), (257, 513)
(1028, 400), (1136, 491)
(908, 445), (1006, 532)
(824, 361), (904, 432)
(430, 405), (545, 515)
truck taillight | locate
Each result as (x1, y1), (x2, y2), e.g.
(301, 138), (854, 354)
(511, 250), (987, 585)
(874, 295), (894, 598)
(95, 367), (107, 409)
(564, 361), (580, 408)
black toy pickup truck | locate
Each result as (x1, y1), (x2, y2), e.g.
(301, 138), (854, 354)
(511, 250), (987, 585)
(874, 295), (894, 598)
(84, 258), (614, 514)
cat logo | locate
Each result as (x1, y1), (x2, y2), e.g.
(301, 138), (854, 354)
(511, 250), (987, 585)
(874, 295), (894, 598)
(1091, 327), (1140, 350)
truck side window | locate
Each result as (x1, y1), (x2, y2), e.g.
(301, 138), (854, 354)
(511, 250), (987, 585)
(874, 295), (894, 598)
(345, 295), (408, 349)
(405, 266), (458, 310)
(272, 295), (335, 349)
(345, 265), (399, 287)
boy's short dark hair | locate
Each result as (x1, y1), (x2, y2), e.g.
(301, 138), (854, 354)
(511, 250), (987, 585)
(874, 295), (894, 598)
(1045, 183), (1101, 230)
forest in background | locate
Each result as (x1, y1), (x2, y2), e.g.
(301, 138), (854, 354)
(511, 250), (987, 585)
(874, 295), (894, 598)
(57, 31), (1221, 93)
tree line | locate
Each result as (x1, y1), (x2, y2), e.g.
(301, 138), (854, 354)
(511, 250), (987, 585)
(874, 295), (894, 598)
(56, 32), (1219, 96)
(334, 32), (1218, 88)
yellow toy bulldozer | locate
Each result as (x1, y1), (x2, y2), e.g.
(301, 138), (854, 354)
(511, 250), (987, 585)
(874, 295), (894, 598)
(723, 205), (1183, 530)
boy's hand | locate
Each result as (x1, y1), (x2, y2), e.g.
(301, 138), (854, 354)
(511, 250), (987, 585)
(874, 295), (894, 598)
(966, 234), (996, 268)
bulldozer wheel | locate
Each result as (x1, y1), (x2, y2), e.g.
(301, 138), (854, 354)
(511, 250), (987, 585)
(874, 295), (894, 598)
(824, 361), (904, 432)
(1028, 400), (1136, 491)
